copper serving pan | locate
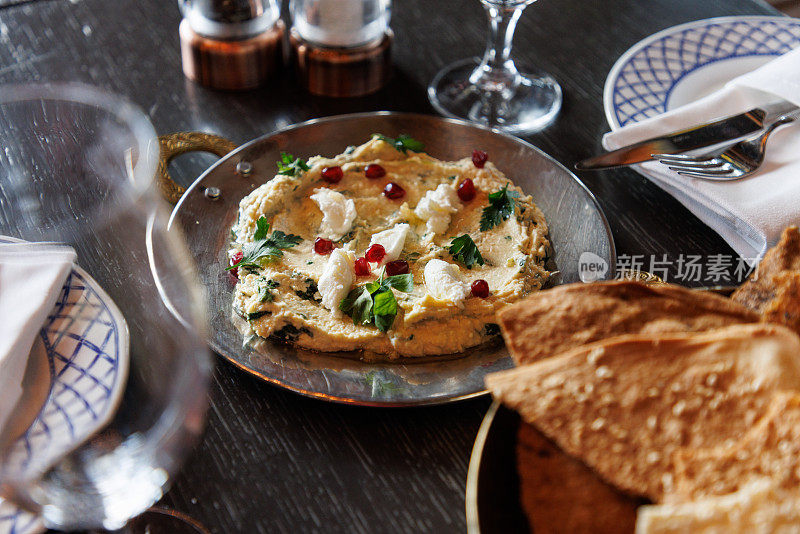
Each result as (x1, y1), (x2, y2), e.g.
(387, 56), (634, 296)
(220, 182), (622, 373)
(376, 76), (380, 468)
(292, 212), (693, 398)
(160, 112), (615, 406)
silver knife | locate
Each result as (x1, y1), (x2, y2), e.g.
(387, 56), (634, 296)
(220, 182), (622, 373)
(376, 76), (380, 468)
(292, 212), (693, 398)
(576, 100), (799, 171)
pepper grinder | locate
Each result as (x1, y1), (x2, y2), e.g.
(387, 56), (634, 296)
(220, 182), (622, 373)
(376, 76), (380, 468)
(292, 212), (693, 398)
(289, 0), (393, 97)
(179, 0), (285, 91)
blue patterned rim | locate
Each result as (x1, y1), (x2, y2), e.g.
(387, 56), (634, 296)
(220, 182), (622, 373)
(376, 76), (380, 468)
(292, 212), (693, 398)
(0, 242), (129, 534)
(604, 16), (800, 129)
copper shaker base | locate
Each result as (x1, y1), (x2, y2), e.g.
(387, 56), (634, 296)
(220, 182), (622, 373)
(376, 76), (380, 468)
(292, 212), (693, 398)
(290, 29), (393, 98)
(180, 19), (285, 91)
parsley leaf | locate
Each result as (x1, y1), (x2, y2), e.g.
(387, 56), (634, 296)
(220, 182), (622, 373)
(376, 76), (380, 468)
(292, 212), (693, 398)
(258, 287), (274, 302)
(257, 279), (280, 302)
(370, 273), (414, 332)
(365, 279), (382, 294)
(383, 273), (413, 292)
(339, 286), (374, 326)
(276, 152), (309, 177)
(295, 279), (320, 302)
(372, 133), (424, 154)
(253, 216), (270, 240)
(480, 183), (520, 231)
(395, 134), (424, 153)
(227, 217), (302, 271)
(268, 230), (303, 249)
(372, 289), (397, 333)
(448, 235), (485, 268)
(339, 271), (414, 332)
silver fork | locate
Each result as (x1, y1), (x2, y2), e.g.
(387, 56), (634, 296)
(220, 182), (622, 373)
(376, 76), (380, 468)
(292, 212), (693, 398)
(652, 115), (796, 180)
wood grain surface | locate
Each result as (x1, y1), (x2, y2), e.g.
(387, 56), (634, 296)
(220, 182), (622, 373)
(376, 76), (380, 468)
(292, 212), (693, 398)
(0, 0), (779, 532)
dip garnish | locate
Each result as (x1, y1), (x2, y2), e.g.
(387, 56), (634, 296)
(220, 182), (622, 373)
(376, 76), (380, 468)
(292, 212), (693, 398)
(227, 216), (302, 272)
(321, 166), (343, 183)
(470, 279), (490, 298)
(472, 149), (488, 168)
(314, 237), (334, 255)
(372, 133), (424, 154)
(276, 152), (310, 177)
(448, 234), (485, 268)
(339, 270), (414, 332)
(354, 257), (371, 276)
(457, 178), (476, 202)
(229, 250), (244, 278)
(257, 279), (280, 302)
(365, 164), (386, 179)
(385, 260), (410, 276)
(383, 182), (405, 200)
(480, 183), (520, 231)
(365, 243), (386, 263)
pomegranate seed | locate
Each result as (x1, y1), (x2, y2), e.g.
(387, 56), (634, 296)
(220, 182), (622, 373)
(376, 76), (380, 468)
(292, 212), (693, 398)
(321, 166), (343, 183)
(314, 237), (334, 255)
(354, 257), (370, 276)
(385, 260), (409, 276)
(457, 178), (476, 202)
(365, 243), (386, 263)
(471, 279), (490, 298)
(472, 150), (488, 168)
(365, 164), (386, 179)
(383, 182), (405, 200)
(229, 250), (244, 279)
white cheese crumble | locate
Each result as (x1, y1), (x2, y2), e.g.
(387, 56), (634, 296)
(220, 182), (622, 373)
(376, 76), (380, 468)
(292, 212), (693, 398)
(423, 259), (469, 307)
(369, 223), (411, 264)
(310, 188), (357, 240)
(318, 248), (354, 315)
(414, 184), (460, 235)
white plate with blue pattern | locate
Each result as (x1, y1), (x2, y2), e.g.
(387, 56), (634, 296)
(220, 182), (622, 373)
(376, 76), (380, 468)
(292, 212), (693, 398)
(604, 16), (800, 130)
(0, 241), (130, 534)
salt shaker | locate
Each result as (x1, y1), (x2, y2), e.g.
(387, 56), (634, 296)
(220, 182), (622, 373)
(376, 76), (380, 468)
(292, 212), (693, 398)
(179, 0), (285, 91)
(289, 0), (393, 97)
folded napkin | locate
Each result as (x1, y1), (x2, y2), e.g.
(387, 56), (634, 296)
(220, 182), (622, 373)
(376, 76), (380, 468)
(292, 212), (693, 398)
(0, 240), (76, 432)
(603, 47), (800, 262)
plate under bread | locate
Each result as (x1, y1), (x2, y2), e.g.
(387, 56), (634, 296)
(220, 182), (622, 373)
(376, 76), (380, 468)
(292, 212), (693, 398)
(168, 112), (615, 406)
(466, 400), (528, 533)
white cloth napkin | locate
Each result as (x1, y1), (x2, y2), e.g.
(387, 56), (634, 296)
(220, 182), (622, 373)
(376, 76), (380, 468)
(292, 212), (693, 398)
(0, 240), (76, 432)
(603, 47), (800, 262)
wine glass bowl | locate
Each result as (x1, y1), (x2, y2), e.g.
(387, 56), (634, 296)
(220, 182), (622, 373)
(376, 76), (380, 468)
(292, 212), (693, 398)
(428, 0), (562, 134)
(0, 83), (212, 531)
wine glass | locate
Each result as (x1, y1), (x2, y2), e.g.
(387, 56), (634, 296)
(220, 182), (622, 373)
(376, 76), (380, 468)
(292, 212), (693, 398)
(428, 0), (562, 134)
(0, 83), (212, 532)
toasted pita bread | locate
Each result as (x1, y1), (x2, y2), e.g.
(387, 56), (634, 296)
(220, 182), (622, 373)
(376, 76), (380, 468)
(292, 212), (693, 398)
(497, 281), (758, 366)
(735, 226), (800, 288)
(636, 479), (800, 534)
(517, 422), (639, 533)
(732, 228), (800, 335)
(670, 392), (800, 503)
(486, 324), (800, 502)
(755, 272), (800, 334)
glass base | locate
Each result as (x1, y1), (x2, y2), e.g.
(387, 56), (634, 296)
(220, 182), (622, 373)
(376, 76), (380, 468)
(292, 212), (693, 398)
(427, 58), (562, 134)
(105, 508), (210, 534)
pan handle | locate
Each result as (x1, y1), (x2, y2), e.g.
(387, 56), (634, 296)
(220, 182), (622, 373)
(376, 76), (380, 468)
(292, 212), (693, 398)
(618, 270), (664, 284)
(157, 132), (238, 204)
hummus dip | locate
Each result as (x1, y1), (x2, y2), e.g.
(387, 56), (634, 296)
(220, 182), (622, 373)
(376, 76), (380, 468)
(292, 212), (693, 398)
(229, 135), (549, 359)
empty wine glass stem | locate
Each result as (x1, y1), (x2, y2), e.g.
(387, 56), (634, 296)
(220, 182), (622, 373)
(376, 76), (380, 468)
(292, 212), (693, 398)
(469, 2), (525, 93)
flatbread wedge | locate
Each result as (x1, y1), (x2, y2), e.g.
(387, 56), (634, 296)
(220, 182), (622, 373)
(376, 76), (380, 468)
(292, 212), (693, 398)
(497, 281), (759, 366)
(732, 227), (800, 336)
(734, 226), (800, 295)
(636, 479), (800, 534)
(486, 324), (800, 502)
(671, 392), (800, 503)
(517, 422), (640, 534)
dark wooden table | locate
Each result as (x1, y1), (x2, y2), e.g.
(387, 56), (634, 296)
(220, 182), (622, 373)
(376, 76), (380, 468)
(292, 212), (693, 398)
(0, 0), (779, 532)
